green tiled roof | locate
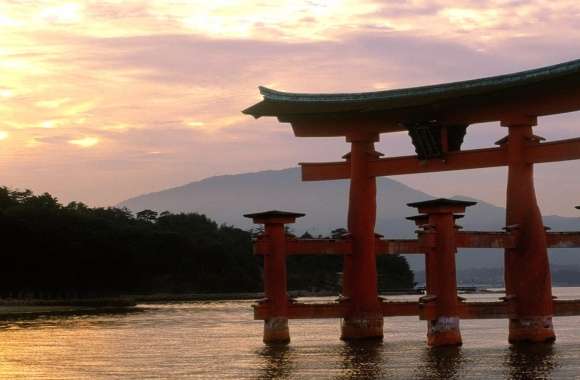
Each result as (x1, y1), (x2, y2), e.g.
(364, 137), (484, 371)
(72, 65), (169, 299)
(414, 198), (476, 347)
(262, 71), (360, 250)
(243, 59), (580, 121)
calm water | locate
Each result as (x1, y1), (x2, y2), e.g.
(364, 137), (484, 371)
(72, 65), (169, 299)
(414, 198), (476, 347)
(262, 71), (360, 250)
(1, 289), (580, 379)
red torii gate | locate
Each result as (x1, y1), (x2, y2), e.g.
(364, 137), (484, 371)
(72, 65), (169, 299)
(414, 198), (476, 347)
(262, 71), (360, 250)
(242, 59), (580, 346)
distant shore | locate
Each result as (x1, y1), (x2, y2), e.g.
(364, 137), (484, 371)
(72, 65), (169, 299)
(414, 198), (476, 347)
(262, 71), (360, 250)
(0, 288), (425, 311)
(0, 290), (416, 314)
(6, 286), (580, 317)
(0, 297), (137, 318)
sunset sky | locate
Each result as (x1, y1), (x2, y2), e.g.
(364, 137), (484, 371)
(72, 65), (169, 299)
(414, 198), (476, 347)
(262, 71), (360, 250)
(1, 0), (580, 215)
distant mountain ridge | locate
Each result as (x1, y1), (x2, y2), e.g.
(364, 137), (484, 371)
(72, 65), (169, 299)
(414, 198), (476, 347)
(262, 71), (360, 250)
(119, 167), (580, 271)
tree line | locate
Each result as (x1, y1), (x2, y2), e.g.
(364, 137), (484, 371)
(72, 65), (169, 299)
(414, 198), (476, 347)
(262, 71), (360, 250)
(0, 187), (414, 298)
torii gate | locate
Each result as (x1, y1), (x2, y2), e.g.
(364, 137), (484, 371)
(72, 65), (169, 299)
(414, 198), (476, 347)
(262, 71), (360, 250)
(243, 59), (580, 345)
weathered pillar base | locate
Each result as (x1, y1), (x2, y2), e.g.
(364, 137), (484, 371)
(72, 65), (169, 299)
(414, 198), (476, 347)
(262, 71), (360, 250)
(340, 315), (384, 340)
(427, 316), (462, 347)
(263, 317), (290, 344)
(508, 317), (555, 344)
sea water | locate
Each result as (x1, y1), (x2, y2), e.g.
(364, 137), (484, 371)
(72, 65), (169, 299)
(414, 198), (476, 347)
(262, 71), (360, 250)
(0, 288), (580, 379)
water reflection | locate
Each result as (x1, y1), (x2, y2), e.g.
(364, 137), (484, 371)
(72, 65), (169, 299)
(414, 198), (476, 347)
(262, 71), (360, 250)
(505, 343), (557, 379)
(257, 345), (294, 380)
(415, 346), (464, 380)
(337, 340), (385, 380)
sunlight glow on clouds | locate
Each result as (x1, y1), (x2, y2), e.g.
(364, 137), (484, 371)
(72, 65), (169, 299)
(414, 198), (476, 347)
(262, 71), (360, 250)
(39, 2), (83, 24)
(0, 0), (579, 213)
(439, 8), (500, 31)
(185, 121), (206, 128)
(177, 0), (380, 40)
(0, 131), (8, 141)
(41, 120), (58, 129)
(69, 136), (100, 148)
(0, 89), (14, 98)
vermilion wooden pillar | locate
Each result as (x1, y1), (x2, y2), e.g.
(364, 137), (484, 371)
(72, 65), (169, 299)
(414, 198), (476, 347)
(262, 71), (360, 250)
(407, 214), (464, 297)
(409, 199), (475, 346)
(502, 118), (555, 343)
(244, 210), (304, 344)
(340, 133), (383, 340)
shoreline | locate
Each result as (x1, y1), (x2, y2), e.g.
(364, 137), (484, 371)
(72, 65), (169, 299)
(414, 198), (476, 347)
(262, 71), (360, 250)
(1, 286), (580, 317)
(0, 287), (485, 308)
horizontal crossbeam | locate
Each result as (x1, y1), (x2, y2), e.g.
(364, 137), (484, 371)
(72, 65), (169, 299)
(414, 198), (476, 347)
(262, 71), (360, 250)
(370, 146), (507, 177)
(254, 231), (523, 256)
(253, 238), (430, 256)
(301, 137), (580, 181)
(546, 232), (580, 248)
(375, 239), (429, 254)
(253, 238), (350, 256)
(526, 137), (580, 164)
(285, 239), (351, 255)
(254, 299), (580, 320)
(456, 231), (516, 249)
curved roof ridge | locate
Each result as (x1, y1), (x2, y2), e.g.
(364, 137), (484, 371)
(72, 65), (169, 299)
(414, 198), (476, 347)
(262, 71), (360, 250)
(257, 59), (580, 104)
(243, 59), (580, 132)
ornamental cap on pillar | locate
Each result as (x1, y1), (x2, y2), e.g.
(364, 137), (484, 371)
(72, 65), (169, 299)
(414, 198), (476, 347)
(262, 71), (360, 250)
(243, 210), (305, 224)
(407, 198), (477, 214)
(406, 214), (430, 226)
(495, 134), (545, 146)
(406, 213), (464, 226)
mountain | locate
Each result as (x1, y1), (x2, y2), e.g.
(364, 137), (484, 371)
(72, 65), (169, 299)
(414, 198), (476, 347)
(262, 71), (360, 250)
(119, 167), (580, 271)
(120, 167), (429, 236)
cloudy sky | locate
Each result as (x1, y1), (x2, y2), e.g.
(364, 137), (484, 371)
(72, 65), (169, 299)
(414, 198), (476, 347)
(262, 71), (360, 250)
(1, 0), (580, 215)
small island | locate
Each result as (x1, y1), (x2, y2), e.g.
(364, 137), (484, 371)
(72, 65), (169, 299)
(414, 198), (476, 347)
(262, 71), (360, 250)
(0, 186), (414, 315)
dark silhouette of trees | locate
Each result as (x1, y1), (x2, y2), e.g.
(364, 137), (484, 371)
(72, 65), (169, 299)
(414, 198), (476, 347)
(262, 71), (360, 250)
(287, 229), (415, 292)
(0, 186), (414, 298)
(0, 187), (261, 297)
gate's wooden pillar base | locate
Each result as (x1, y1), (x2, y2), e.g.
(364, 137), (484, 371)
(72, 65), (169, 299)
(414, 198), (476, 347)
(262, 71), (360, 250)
(264, 317), (290, 344)
(427, 317), (461, 346)
(508, 317), (555, 344)
(340, 314), (384, 340)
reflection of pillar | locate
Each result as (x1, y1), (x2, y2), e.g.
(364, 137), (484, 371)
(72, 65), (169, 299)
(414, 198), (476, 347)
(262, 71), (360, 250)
(420, 346), (464, 379)
(506, 342), (556, 379)
(502, 118), (555, 343)
(408, 199), (475, 347)
(244, 210), (304, 344)
(341, 133), (383, 340)
(340, 341), (385, 379)
(258, 345), (294, 379)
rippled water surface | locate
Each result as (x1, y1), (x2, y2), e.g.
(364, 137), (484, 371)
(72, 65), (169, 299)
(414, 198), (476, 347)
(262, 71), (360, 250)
(1, 288), (580, 379)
